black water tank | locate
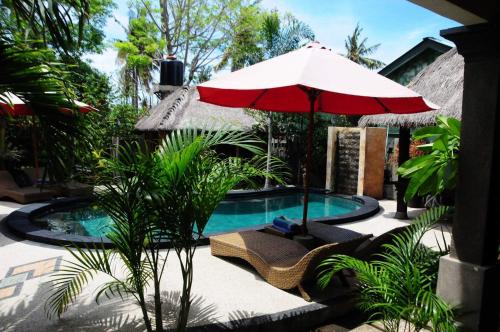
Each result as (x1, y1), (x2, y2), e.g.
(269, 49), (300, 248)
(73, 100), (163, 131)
(160, 57), (184, 86)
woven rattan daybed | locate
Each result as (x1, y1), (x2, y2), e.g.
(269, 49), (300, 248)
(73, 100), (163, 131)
(0, 170), (56, 204)
(210, 230), (372, 300)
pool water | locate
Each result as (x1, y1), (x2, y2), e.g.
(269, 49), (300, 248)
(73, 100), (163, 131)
(34, 193), (361, 237)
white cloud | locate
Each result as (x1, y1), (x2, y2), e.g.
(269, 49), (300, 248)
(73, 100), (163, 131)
(105, 12), (129, 41)
(83, 48), (120, 76)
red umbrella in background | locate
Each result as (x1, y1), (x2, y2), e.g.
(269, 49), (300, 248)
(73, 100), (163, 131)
(198, 42), (437, 233)
(0, 92), (98, 177)
(0, 92), (32, 116)
(0, 92), (98, 115)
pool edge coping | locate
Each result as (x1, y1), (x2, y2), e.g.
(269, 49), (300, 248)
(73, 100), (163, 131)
(5, 187), (379, 249)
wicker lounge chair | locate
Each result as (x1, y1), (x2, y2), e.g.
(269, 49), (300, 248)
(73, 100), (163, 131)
(351, 226), (408, 261)
(24, 167), (93, 197)
(0, 170), (56, 204)
(210, 230), (372, 300)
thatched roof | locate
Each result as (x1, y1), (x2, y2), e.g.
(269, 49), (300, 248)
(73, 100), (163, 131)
(359, 48), (464, 128)
(135, 86), (257, 132)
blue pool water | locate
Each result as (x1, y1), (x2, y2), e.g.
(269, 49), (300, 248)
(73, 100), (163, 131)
(35, 193), (361, 237)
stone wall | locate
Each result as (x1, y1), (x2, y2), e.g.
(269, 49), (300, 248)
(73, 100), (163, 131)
(325, 127), (387, 199)
(335, 131), (360, 195)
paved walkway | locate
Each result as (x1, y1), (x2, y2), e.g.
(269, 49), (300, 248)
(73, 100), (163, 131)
(0, 200), (452, 331)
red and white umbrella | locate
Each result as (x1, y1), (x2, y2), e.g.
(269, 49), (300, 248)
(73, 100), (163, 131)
(0, 92), (99, 179)
(0, 92), (98, 116)
(0, 92), (32, 116)
(198, 42), (437, 232)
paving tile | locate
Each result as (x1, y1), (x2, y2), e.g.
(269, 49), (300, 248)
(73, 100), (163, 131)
(0, 272), (28, 288)
(0, 285), (16, 299)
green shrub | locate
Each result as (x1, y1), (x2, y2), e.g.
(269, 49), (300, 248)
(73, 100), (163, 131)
(398, 116), (460, 202)
(317, 206), (456, 332)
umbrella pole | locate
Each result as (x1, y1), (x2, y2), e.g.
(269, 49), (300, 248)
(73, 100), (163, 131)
(32, 121), (40, 180)
(302, 89), (319, 234)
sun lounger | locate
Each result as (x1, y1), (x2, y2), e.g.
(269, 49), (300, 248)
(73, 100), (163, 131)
(23, 167), (93, 197)
(351, 226), (408, 261)
(0, 170), (56, 204)
(210, 230), (372, 300)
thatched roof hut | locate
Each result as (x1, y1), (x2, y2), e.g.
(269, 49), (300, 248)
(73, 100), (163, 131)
(135, 86), (257, 132)
(359, 48), (464, 128)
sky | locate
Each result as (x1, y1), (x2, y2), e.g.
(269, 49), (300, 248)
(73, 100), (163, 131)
(84, 0), (460, 82)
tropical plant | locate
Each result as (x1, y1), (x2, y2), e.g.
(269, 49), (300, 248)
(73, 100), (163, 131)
(344, 23), (385, 70)
(258, 11), (314, 188)
(0, 0), (112, 181)
(45, 129), (283, 332)
(317, 206), (455, 332)
(137, 0), (258, 84)
(342, 23), (385, 126)
(115, 3), (165, 109)
(150, 129), (284, 331)
(215, 5), (264, 71)
(0, 37), (88, 182)
(0, 0), (114, 55)
(398, 116), (461, 202)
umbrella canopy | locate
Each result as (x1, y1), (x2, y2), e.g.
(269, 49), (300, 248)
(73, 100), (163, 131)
(0, 92), (99, 179)
(198, 42), (437, 114)
(0, 92), (32, 116)
(0, 92), (98, 116)
(197, 42), (436, 232)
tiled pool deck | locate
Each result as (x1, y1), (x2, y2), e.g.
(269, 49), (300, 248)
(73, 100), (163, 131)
(0, 200), (451, 331)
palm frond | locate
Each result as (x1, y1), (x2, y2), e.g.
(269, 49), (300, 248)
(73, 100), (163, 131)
(316, 206), (455, 331)
(45, 243), (115, 319)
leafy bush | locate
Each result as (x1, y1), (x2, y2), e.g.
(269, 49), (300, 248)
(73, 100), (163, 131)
(317, 206), (456, 332)
(398, 116), (461, 202)
(45, 129), (281, 332)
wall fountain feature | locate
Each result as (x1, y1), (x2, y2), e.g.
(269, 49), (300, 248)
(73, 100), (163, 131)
(325, 127), (387, 198)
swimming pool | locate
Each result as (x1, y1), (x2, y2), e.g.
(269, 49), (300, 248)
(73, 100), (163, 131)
(32, 193), (362, 237)
(6, 187), (380, 247)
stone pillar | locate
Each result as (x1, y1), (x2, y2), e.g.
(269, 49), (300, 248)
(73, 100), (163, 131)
(436, 24), (500, 331)
(395, 127), (410, 219)
(325, 127), (337, 191)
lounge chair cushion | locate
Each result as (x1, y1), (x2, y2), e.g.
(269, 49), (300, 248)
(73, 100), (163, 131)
(307, 221), (366, 244)
(272, 216), (300, 234)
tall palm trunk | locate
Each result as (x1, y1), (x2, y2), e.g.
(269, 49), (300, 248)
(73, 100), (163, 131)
(135, 272), (153, 332)
(176, 248), (195, 332)
(133, 68), (139, 110)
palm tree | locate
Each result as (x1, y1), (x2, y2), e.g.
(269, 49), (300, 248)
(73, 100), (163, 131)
(260, 12), (314, 188)
(344, 23), (385, 70)
(115, 4), (164, 110)
(0, 37), (87, 181)
(1, 0), (95, 180)
(343, 23), (385, 126)
(215, 11), (314, 187)
(215, 5), (264, 72)
(4, 0), (94, 55)
(45, 129), (282, 332)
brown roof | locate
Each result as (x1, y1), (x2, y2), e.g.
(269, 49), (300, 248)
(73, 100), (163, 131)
(135, 86), (257, 132)
(358, 48), (464, 128)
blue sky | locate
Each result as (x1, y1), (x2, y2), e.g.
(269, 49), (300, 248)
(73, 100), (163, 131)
(85, 0), (460, 81)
